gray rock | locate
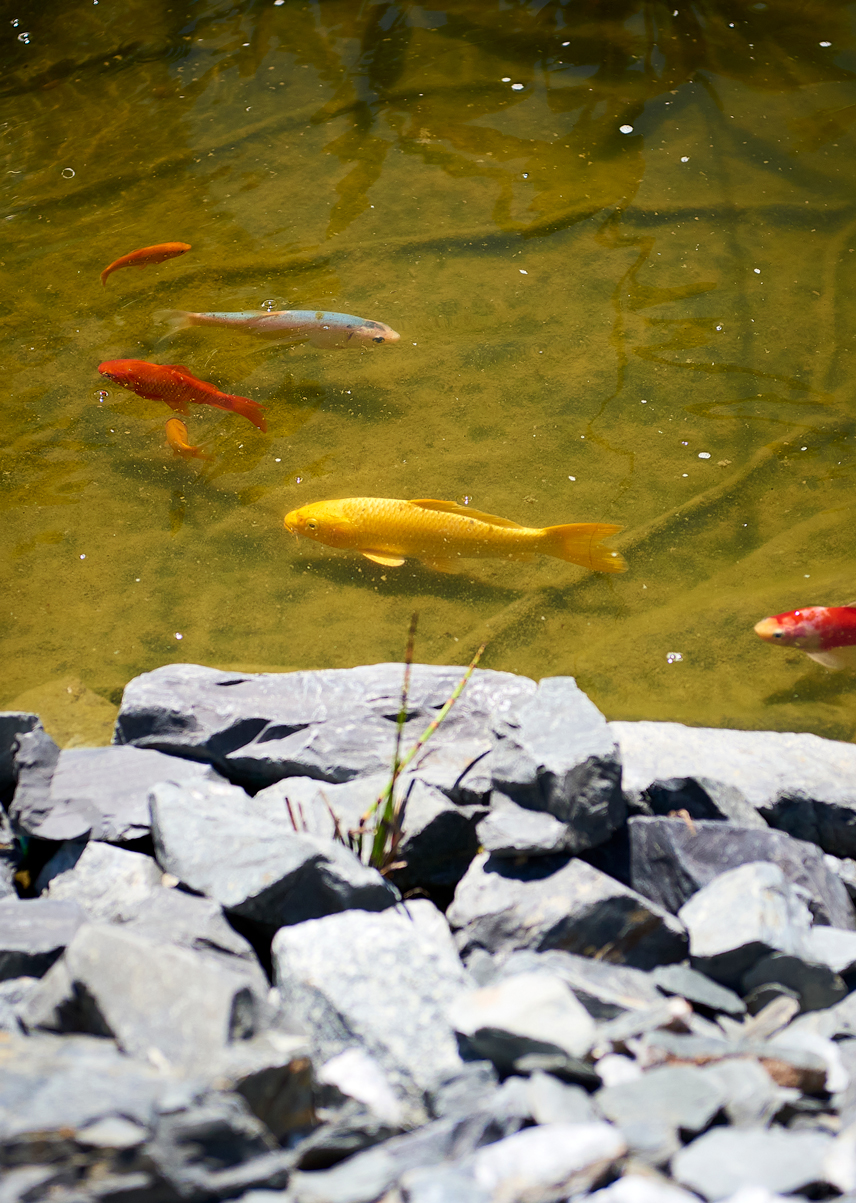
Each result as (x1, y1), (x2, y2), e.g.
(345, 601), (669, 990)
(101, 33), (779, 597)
(489, 676), (625, 853)
(526, 1070), (599, 1124)
(678, 862), (813, 987)
(151, 777), (397, 929)
(0, 898), (87, 981)
(595, 997), (694, 1048)
(272, 900), (468, 1098)
(0, 809), (17, 900)
(399, 1164), (490, 1203)
(628, 816), (855, 928)
(448, 852), (687, 970)
(205, 1032), (315, 1142)
(317, 1048), (407, 1127)
(651, 964), (746, 1016)
(497, 948), (664, 1018)
(147, 1093), (293, 1199)
(803, 925), (856, 974)
(428, 1062), (499, 1120)
(827, 854), (856, 901)
(292, 1100), (401, 1171)
(12, 744), (220, 843)
(0, 976), (39, 1032)
(612, 720), (856, 857)
(699, 1058), (789, 1127)
(0, 1031), (183, 1144)
(742, 951), (847, 1013)
(640, 1027), (830, 1094)
(672, 1126), (836, 1199)
(588, 1174), (701, 1203)
(115, 661), (535, 795)
(10, 725), (60, 830)
(466, 1121), (627, 1200)
(476, 795), (575, 856)
(448, 971), (596, 1073)
(497, 947), (663, 1015)
(597, 1064), (726, 1141)
(21, 923), (261, 1072)
(42, 841), (163, 921)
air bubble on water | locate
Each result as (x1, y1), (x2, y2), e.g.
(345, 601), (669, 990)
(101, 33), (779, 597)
(511, 83), (524, 90)
(666, 652), (683, 664)
(716, 324), (722, 330)
(522, 172), (528, 178)
(296, 476), (303, 483)
(501, 77), (511, 82)
(754, 268), (761, 274)
(562, 41), (570, 46)
(79, 554), (86, 560)
(698, 452), (711, 459)
(568, 475), (576, 481)
(11, 19), (18, 26)
(61, 167), (75, 179)
(261, 299), (276, 311)
(801, 446), (808, 450)
(462, 496), (471, 505)
(640, 399), (647, 404)
(680, 155), (689, 162)
(681, 440), (688, 445)
(275, 457), (281, 462)
(620, 125), (633, 134)
(97, 390), (109, 402)
(17, 31), (29, 43)
(820, 41), (831, 47)
(175, 632), (183, 640)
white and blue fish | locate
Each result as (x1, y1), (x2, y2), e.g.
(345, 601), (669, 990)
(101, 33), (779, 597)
(166, 308), (400, 349)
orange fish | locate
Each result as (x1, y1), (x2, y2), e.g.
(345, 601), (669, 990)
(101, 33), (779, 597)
(98, 359), (267, 432)
(100, 242), (191, 286)
(165, 418), (209, 461)
(284, 497), (626, 574)
(754, 605), (856, 669)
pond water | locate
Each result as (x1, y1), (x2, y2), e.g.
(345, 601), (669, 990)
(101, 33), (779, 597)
(2, 0), (856, 745)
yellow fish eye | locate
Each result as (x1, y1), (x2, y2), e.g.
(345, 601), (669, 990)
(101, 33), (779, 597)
(307, 519), (317, 530)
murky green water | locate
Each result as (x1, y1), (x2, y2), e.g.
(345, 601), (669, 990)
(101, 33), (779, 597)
(3, 0), (856, 745)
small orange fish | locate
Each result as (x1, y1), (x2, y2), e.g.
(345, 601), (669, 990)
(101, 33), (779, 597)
(754, 605), (856, 669)
(98, 359), (267, 432)
(165, 418), (209, 461)
(100, 242), (191, 286)
(284, 497), (626, 574)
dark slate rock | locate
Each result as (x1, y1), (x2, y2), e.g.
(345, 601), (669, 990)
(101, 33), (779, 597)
(672, 1125), (835, 1199)
(742, 951), (847, 1013)
(596, 1064), (726, 1140)
(612, 720), (856, 856)
(20, 923), (261, 1072)
(629, 816), (855, 929)
(0, 898), (87, 981)
(495, 948), (664, 1018)
(255, 773), (484, 892)
(447, 852), (687, 970)
(272, 900), (469, 1098)
(11, 744), (219, 843)
(651, 963), (746, 1016)
(147, 1093), (293, 1200)
(678, 861), (813, 988)
(41, 841), (163, 920)
(151, 777), (397, 929)
(448, 971), (596, 1073)
(488, 677), (625, 854)
(10, 725), (60, 831)
(0, 712), (41, 797)
(115, 662), (535, 796)
(208, 1032), (315, 1142)
(292, 1100), (401, 1171)
(0, 808), (17, 900)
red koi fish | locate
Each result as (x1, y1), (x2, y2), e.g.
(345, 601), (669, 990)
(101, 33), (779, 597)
(100, 242), (191, 286)
(165, 418), (210, 461)
(754, 606), (856, 669)
(98, 359), (267, 432)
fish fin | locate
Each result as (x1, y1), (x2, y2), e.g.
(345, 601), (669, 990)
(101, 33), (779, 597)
(806, 647), (856, 670)
(100, 269), (111, 286)
(408, 499), (525, 529)
(542, 523), (627, 574)
(157, 310), (194, 334)
(419, 557), (458, 573)
(225, 394), (267, 432)
(361, 551), (405, 567)
(163, 364), (195, 375)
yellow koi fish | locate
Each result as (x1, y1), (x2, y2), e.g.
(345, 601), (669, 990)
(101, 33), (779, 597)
(283, 497), (626, 574)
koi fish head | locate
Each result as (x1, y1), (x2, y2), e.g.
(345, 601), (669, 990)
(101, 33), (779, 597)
(284, 501), (355, 548)
(754, 607), (828, 650)
(98, 359), (150, 388)
(356, 320), (400, 346)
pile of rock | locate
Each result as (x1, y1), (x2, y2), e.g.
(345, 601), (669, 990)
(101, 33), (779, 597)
(4, 661), (856, 1203)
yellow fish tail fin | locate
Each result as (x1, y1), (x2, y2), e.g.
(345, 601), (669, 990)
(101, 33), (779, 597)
(543, 523), (627, 574)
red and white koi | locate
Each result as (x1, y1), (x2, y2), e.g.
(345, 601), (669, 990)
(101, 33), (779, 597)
(754, 606), (856, 669)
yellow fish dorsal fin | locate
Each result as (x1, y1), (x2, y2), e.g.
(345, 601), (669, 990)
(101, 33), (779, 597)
(164, 364), (194, 375)
(361, 551), (406, 567)
(408, 499), (525, 530)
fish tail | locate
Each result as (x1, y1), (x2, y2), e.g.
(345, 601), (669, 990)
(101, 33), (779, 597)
(226, 394), (267, 433)
(542, 523), (626, 573)
(157, 309), (195, 334)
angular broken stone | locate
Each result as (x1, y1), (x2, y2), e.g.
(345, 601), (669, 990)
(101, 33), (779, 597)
(21, 923), (261, 1072)
(11, 745), (219, 842)
(678, 862), (813, 987)
(742, 951), (847, 1013)
(0, 711), (40, 798)
(0, 897), (87, 981)
(611, 720), (856, 857)
(672, 1125), (836, 1200)
(468, 1121), (627, 1200)
(448, 852), (687, 970)
(42, 841), (163, 922)
(448, 971), (596, 1073)
(489, 676), (625, 854)
(115, 662), (535, 794)
(151, 777), (397, 929)
(272, 900), (469, 1098)
(596, 1063), (726, 1140)
(651, 963), (746, 1016)
(494, 947), (665, 1018)
(628, 817), (854, 929)
(476, 795), (576, 857)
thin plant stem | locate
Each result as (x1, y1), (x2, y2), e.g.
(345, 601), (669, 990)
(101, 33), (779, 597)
(369, 612), (418, 869)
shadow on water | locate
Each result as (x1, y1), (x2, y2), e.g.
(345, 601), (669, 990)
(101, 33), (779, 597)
(291, 554), (522, 605)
